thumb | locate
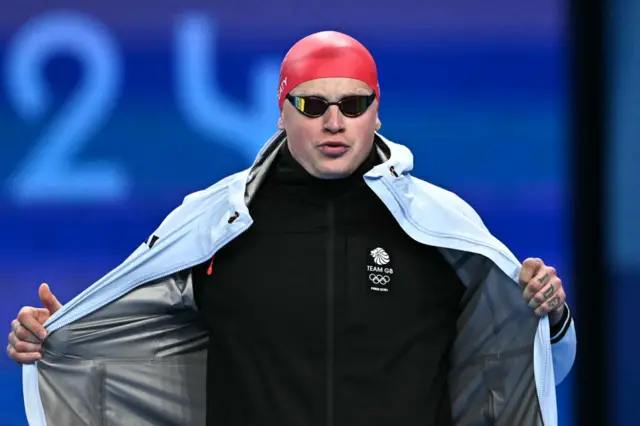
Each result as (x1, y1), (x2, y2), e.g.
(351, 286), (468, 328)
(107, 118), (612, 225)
(39, 283), (62, 314)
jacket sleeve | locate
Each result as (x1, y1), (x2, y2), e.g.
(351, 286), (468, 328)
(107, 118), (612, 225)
(549, 303), (577, 385)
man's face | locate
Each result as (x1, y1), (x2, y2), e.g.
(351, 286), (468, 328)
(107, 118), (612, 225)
(278, 77), (381, 179)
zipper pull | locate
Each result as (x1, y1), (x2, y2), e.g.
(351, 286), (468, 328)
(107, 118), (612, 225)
(207, 256), (215, 276)
(228, 211), (239, 224)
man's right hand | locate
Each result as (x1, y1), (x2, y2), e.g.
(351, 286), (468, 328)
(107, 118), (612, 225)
(7, 283), (62, 364)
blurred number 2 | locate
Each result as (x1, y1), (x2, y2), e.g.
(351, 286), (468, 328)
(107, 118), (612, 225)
(3, 11), (129, 204)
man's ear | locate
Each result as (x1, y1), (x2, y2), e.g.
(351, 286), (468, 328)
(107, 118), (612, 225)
(277, 115), (285, 130)
(375, 117), (381, 131)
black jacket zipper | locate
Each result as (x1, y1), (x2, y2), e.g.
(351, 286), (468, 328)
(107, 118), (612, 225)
(326, 199), (336, 426)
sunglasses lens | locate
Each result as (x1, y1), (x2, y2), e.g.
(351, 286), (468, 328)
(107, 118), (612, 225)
(288, 94), (375, 118)
(292, 97), (328, 117)
(339, 95), (374, 117)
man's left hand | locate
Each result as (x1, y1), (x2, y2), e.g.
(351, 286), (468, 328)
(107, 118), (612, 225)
(520, 258), (566, 325)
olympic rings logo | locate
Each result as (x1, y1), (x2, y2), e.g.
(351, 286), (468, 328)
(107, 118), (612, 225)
(369, 274), (391, 285)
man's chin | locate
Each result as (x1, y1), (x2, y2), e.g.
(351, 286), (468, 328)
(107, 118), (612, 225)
(314, 166), (355, 180)
(308, 155), (361, 179)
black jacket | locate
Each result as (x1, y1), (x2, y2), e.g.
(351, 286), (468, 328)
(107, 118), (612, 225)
(193, 144), (465, 426)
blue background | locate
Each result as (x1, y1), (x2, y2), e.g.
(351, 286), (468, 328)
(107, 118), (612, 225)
(609, 0), (640, 424)
(0, 3), (574, 425)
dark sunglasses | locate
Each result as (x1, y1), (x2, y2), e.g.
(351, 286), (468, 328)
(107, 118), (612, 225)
(286, 93), (376, 118)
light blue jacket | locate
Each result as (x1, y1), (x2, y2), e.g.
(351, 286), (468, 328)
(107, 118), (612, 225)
(23, 131), (576, 426)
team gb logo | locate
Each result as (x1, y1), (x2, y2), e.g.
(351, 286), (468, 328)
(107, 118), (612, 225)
(370, 248), (390, 265)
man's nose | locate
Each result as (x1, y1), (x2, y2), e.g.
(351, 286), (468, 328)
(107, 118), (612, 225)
(323, 105), (345, 133)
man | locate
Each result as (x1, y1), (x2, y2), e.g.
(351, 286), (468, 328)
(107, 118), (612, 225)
(7, 31), (575, 426)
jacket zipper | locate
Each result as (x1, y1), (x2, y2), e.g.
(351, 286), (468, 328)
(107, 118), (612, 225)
(326, 199), (336, 426)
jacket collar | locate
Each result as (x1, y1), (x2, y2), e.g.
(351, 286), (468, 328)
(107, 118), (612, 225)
(240, 130), (414, 206)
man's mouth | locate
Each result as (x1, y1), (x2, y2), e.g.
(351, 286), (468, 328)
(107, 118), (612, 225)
(318, 141), (349, 157)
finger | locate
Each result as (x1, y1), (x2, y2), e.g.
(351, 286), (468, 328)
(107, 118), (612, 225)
(528, 277), (561, 309)
(7, 345), (41, 364)
(519, 258), (543, 286)
(17, 308), (47, 340)
(12, 320), (42, 344)
(523, 266), (557, 302)
(8, 332), (42, 353)
(13, 339), (42, 354)
(535, 288), (566, 317)
(39, 283), (62, 314)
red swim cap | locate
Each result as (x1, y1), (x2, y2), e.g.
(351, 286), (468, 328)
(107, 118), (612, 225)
(277, 31), (380, 110)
